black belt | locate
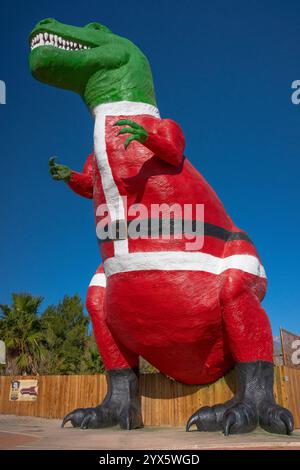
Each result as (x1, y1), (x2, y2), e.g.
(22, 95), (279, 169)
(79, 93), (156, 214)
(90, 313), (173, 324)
(97, 219), (253, 244)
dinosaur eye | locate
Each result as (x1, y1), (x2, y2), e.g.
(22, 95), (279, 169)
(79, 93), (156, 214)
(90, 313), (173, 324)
(85, 22), (111, 33)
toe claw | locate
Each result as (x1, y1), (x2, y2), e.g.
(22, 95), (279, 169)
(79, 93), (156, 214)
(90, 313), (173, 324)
(223, 412), (236, 436)
(281, 413), (294, 435)
(80, 414), (91, 429)
(61, 412), (75, 428)
(279, 410), (294, 435)
(186, 413), (199, 432)
(260, 404), (294, 435)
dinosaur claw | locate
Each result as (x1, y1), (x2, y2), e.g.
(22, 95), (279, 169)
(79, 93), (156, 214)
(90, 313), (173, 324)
(61, 412), (75, 428)
(186, 413), (199, 432)
(80, 415), (91, 429)
(283, 412), (294, 435)
(223, 412), (236, 436)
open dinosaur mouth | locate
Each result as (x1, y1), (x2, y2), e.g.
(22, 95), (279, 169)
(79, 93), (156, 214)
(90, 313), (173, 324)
(30, 32), (92, 51)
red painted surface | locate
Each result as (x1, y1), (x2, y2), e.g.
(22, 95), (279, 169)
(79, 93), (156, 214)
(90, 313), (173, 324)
(69, 115), (273, 385)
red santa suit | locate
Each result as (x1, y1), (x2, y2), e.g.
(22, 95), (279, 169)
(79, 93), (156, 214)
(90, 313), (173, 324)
(68, 101), (273, 385)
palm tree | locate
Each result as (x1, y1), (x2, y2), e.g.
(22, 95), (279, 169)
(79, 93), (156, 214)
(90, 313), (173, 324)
(40, 295), (91, 375)
(0, 293), (44, 375)
(81, 334), (105, 374)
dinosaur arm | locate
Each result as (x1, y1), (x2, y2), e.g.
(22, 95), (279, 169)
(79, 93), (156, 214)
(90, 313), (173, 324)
(67, 153), (94, 199)
(114, 118), (185, 166)
(144, 119), (185, 167)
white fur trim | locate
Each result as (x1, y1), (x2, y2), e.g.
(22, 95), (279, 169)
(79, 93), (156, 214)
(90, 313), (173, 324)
(92, 101), (160, 119)
(89, 273), (107, 287)
(93, 101), (160, 257)
(103, 251), (266, 279)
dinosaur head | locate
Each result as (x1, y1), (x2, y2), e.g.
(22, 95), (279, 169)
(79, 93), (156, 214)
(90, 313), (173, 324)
(29, 18), (156, 109)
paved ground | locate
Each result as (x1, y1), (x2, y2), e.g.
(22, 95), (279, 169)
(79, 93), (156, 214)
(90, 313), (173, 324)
(0, 415), (300, 450)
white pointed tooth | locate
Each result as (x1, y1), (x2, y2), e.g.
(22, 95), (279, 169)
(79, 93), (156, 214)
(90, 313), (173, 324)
(79, 44), (82, 49)
(39, 33), (45, 45)
(44, 32), (48, 40)
(58, 37), (62, 44)
(74, 42), (77, 48)
(84, 46), (87, 49)
(70, 41), (73, 47)
(49, 34), (53, 41)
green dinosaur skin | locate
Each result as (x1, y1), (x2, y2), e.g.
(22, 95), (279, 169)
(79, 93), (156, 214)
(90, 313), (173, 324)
(29, 18), (157, 109)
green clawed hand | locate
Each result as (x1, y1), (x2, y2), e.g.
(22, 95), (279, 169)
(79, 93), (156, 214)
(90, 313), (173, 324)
(114, 119), (148, 150)
(49, 157), (71, 182)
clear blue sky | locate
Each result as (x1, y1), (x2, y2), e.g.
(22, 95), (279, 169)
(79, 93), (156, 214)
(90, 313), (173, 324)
(0, 0), (299, 337)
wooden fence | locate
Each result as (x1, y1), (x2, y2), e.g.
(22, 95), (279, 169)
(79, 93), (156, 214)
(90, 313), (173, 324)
(0, 366), (299, 427)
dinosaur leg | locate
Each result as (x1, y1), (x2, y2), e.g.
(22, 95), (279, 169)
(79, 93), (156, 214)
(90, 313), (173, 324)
(187, 272), (294, 435)
(62, 265), (143, 430)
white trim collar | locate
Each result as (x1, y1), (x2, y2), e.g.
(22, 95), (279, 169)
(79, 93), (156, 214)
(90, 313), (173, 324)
(92, 100), (160, 118)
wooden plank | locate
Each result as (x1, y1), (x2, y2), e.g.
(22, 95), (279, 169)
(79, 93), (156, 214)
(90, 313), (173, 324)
(280, 327), (287, 366)
(284, 366), (300, 429)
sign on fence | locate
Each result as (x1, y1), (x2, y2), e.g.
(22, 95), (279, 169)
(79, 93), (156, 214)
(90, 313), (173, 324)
(280, 328), (300, 369)
(9, 379), (38, 401)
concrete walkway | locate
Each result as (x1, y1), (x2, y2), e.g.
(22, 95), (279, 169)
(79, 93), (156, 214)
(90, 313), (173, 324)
(0, 415), (300, 450)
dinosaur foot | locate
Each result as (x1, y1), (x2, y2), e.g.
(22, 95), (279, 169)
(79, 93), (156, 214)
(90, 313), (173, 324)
(186, 361), (294, 436)
(61, 402), (143, 430)
(61, 368), (143, 430)
(186, 399), (258, 434)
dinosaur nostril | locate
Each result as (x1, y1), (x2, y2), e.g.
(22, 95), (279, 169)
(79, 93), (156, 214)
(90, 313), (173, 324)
(38, 18), (56, 26)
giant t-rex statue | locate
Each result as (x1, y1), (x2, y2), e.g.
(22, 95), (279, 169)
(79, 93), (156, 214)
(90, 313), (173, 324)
(29, 18), (294, 435)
